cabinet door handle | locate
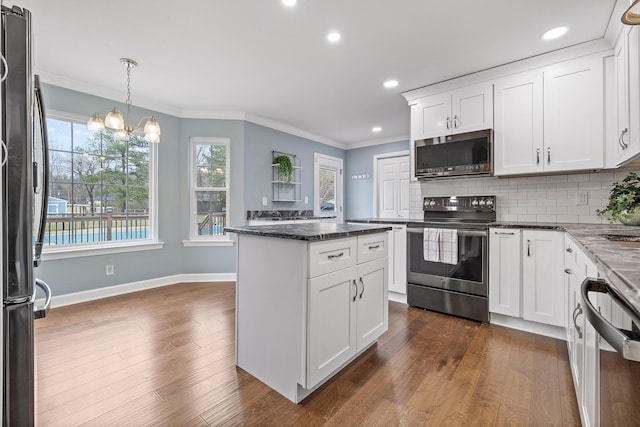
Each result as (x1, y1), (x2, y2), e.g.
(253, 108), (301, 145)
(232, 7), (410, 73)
(547, 147), (551, 164)
(536, 148), (540, 165)
(573, 303), (583, 339)
(619, 128), (629, 149)
(446, 116), (451, 130)
(328, 252), (344, 260)
(527, 240), (531, 257)
(564, 268), (572, 275)
(352, 280), (357, 302)
(493, 231), (515, 235)
(453, 114), (459, 129)
(368, 244), (380, 250)
(359, 277), (365, 299)
(566, 247), (573, 253)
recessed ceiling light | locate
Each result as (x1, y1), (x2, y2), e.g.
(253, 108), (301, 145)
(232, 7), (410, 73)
(372, 126), (382, 133)
(540, 26), (568, 41)
(281, 0), (296, 7)
(327, 32), (341, 43)
(383, 79), (399, 89)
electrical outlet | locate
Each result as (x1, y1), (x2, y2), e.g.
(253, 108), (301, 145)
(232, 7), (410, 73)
(106, 264), (115, 276)
(576, 191), (588, 205)
(262, 196), (268, 206)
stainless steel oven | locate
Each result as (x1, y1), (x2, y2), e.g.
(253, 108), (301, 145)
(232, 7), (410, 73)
(407, 196), (495, 322)
(582, 277), (640, 425)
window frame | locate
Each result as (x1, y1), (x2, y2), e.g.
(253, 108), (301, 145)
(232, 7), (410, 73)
(185, 137), (232, 246)
(41, 110), (161, 260)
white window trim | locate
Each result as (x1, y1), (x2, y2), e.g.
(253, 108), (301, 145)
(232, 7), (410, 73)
(313, 153), (343, 222)
(187, 137), (231, 242)
(42, 110), (160, 257)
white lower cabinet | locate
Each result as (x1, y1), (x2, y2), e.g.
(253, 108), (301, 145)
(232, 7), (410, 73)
(307, 256), (388, 388)
(489, 228), (564, 329)
(521, 230), (565, 327)
(388, 225), (407, 295)
(564, 235), (598, 427)
(488, 228), (522, 317)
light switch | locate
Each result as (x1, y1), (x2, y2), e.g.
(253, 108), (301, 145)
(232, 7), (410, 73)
(576, 191), (588, 205)
(304, 196), (309, 204)
(262, 196), (268, 206)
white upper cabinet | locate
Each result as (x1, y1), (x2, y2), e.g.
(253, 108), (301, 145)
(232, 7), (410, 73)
(611, 25), (640, 166)
(494, 71), (544, 175)
(411, 83), (493, 140)
(494, 54), (605, 176)
(543, 56), (604, 173)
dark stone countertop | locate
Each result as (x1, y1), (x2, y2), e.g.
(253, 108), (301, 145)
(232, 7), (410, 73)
(247, 210), (335, 221)
(489, 221), (565, 231)
(347, 218), (413, 224)
(225, 223), (392, 242)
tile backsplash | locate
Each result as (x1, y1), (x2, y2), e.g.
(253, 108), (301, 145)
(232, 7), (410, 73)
(409, 167), (640, 224)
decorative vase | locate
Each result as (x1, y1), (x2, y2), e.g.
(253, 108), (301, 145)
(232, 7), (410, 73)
(620, 208), (640, 226)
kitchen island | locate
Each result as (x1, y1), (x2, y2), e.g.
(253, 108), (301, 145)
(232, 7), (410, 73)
(225, 223), (391, 403)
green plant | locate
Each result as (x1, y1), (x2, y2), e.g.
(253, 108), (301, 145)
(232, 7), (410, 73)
(273, 154), (293, 184)
(597, 172), (640, 223)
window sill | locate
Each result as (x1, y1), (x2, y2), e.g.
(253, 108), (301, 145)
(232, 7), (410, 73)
(42, 240), (165, 261)
(182, 239), (235, 247)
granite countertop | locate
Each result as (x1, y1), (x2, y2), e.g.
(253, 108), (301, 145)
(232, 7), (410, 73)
(247, 210), (334, 221)
(225, 223), (392, 242)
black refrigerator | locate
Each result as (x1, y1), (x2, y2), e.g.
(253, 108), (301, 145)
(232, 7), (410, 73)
(1, 5), (52, 425)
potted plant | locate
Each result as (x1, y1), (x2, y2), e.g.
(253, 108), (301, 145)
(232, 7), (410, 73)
(597, 172), (640, 225)
(273, 154), (293, 184)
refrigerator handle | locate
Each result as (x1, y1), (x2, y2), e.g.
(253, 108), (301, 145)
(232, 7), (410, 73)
(33, 279), (51, 319)
(33, 74), (50, 267)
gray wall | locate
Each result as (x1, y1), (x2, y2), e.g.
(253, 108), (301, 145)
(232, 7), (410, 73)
(38, 84), (184, 295)
(243, 122), (345, 212)
(36, 84), (352, 296)
(344, 140), (410, 220)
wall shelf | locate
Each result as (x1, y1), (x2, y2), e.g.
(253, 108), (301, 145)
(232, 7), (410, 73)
(272, 151), (301, 202)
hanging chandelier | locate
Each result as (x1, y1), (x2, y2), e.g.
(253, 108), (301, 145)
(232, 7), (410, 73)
(87, 58), (161, 143)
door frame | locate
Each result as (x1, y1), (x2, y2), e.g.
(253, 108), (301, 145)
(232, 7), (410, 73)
(372, 150), (410, 217)
(314, 153), (344, 223)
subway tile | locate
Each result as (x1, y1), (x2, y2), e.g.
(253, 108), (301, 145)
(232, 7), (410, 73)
(578, 181), (602, 190)
(568, 173), (591, 182)
(509, 207), (528, 215)
(527, 191), (547, 200)
(567, 206), (591, 216)
(579, 215), (604, 224)
(589, 172), (615, 182)
(546, 207), (568, 215)
(557, 215), (579, 223)
(518, 200), (537, 207)
(526, 176), (548, 183)
(536, 184), (558, 191)
(517, 184), (538, 191)
(526, 207), (548, 215)
(537, 199), (557, 207)
(546, 175), (569, 183)
(536, 215), (558, 223)
(556, 183), (579, 190)
(498, 214), (519, 221)
(546, 191), (569, 200)
(517, 214), (538, 221)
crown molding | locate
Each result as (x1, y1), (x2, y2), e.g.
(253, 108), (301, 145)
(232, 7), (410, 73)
(346, 134), (409, 150)
(180, 110), (246, 120)
(36, 70), (183, 117)
(244, 114), (345, 149)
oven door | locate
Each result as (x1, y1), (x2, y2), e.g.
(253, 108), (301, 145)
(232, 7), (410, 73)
(581, 278), (640, 426)
(407, 227), (487, 297)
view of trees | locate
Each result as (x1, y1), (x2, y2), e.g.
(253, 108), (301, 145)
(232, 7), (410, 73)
(194, 142), (227, 214)
(47, 118), (150, 216)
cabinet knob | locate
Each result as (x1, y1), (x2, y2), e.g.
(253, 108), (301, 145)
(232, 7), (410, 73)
(564, 268), (572, 275)
(566, 247), (573, 253)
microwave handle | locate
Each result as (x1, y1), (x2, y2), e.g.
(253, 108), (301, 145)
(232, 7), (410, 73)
(581, 277), (640, 362)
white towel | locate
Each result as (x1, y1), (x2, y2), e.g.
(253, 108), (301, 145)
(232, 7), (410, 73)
(423, 228), (440, 262)
(439, 229), (458, 264)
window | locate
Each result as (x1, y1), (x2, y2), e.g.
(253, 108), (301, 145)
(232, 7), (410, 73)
(189, 137), (230, 241)
(314, 153), (343, 223)
(44, 113), (156, 251)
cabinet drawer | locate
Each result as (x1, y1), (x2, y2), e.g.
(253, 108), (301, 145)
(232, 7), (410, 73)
(357, 233), (389, 264)
(309, 238), (357, 278)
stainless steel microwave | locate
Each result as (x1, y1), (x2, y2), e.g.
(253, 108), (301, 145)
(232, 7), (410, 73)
(414, 129), (493, 179)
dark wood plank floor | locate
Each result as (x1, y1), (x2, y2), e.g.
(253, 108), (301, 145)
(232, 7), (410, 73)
(34, 282), (580, 426)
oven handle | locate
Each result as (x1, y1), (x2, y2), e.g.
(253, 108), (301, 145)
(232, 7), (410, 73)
(581, 277), (640, 362)
(407, 228), (487, 237)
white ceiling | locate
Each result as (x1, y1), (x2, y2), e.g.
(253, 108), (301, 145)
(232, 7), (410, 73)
(16, 0), (618, 148)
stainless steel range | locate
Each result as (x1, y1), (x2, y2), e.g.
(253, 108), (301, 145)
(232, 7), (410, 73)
(407, 195), (496, 322)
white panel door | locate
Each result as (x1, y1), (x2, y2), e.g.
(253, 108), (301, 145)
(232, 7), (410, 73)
(376, 155), (410, 219)
(488, 228), (522, 317)
(543, 57), (604, 172)
(451, 83), (493, 134)
(307, 266), (357, 388)
(355, 257), (388, 351)
(412, 93), (451, 139)
(493, 71), (543, 176)
(522, 230), (565, 327)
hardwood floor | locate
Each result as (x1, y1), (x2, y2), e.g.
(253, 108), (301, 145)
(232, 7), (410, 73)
(34, 282), (580, 426)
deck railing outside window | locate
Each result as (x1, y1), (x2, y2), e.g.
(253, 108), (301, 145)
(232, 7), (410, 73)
(44, 214), (150, 245)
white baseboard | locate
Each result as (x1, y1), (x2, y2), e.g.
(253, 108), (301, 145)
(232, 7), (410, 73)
(48, 273), (237, 308)
(490, 312), (566, 341)
(388, 291), (407, 304)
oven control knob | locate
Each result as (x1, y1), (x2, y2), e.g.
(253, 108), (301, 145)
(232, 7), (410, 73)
(471, 199), (479, 207)
(486, 198), (494, 207)
(479, 199), (486, 207)
(429, 200), (436, 207)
